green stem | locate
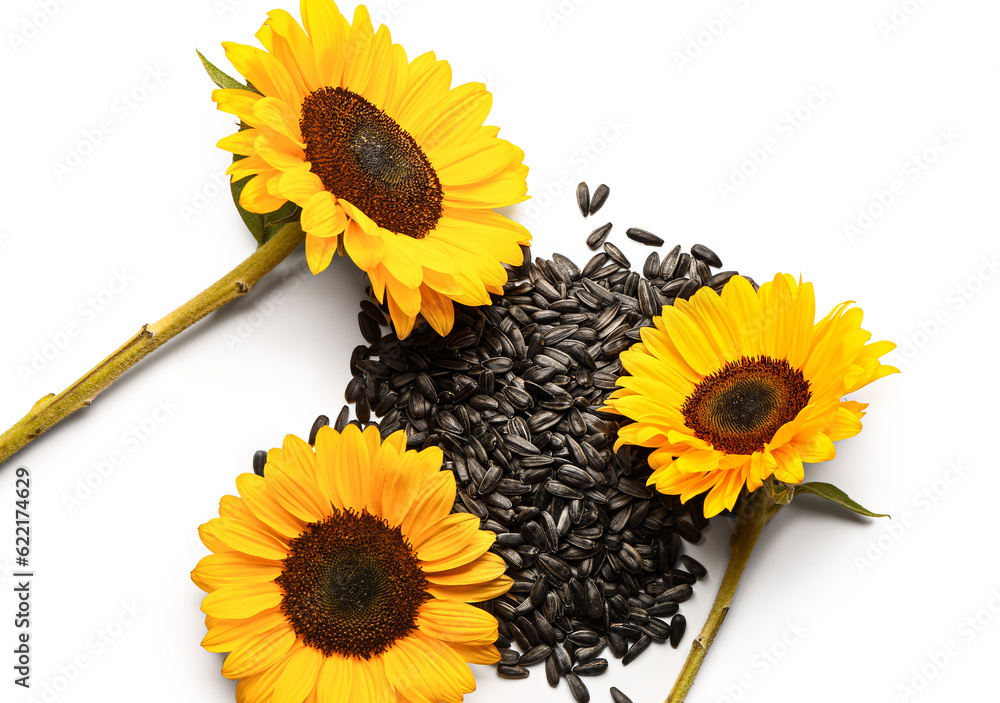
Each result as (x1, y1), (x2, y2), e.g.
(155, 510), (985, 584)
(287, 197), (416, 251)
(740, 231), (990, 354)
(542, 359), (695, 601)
(0, 223), (305, 468)
(666, 489), (783, 703)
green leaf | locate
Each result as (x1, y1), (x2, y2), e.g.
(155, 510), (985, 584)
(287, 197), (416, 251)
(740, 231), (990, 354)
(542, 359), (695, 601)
(229, 170), (267, 246)
(263, 201), (303, 244)
(196, 50), (247, 91)
(793, 482), (889, 518)
(198, 52), (283, 245)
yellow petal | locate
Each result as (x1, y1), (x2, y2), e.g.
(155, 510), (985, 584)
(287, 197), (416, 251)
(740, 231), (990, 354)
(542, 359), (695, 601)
(202, 581), (284, 619)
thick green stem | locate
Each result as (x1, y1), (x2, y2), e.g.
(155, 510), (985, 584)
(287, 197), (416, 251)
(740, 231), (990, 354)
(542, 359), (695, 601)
(666, 490), (783, 703)
(0, 223), (305, 467)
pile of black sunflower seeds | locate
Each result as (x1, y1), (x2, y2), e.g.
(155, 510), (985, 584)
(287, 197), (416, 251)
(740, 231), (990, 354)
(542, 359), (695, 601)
(264, 184), (750, 703)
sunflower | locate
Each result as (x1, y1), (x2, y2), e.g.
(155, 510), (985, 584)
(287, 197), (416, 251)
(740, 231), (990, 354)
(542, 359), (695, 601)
(605, 273), (898, 518)
(192, 424), (511, 703)
(213, 0), (530, 338)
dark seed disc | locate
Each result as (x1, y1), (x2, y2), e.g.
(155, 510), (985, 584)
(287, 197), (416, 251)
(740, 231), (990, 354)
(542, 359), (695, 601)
(588, 184), (610, 216)
(577, 182), (590, 217)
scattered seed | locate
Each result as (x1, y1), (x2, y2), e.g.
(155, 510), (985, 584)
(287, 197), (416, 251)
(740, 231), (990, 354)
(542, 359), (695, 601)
(573, 659), (608, 676)
(577, 182), (591, 217)
(498, 665), (530, 679)
(670, 614), (686, 648)
(691, 243), (723, 268)
(603, 241), (631, 268)
(589, 184), (610, 215)
(625, 228), (664, 247)
(586, 223), (613, 250)
(567, 673), (591, 703)
(338, 228), (746, 687)
(252, 449), (267, 477)
(621, 634), (651, 665)
(681, 555), (707, 579)
(610, 687), (634, 703)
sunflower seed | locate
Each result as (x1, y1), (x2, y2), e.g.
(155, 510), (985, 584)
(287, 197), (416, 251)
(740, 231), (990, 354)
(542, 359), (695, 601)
(589, 184), (610, 215)
(567, 673), (591, 703)
(577, 182), (590, 217)
(545, 655), (561, 687)
(610, 687), (634, 703)
(520, 643), (552, 666)
(625, 228), (664, 247)
(358, 312), (382, 343)
(691, 243), (723, 268)
(500, 648), (520, 665)
(670, 614), (686, 648)
(707, 270), (739, 289)
(498, 665), (530, 679)
(603, 242), (631, 268)
(622, 634), (651, 665)
(340, 239), (747, 682)
(681, 555), (707, 578)
(648, 601), (680, 617)
(252, 449), (267, 477)
(552, 642), (573, 673)
(573, 659), (608, 676)
(334, 405), (350, 432)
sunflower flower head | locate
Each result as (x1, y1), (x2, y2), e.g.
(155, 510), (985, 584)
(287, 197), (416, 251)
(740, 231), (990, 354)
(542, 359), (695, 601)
(192, 425), (511, 703)
(214, 0), (530, 338)
(605, 273), (899, 518)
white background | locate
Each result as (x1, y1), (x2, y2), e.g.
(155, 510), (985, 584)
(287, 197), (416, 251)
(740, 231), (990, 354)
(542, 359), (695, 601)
(1, 1), (998, 702)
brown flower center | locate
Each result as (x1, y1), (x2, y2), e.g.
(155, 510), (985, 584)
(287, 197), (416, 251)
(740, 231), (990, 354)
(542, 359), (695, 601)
(276, 509), (429, 659)
(681, 356), (811, 456)
(300, 86), (443, 238)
